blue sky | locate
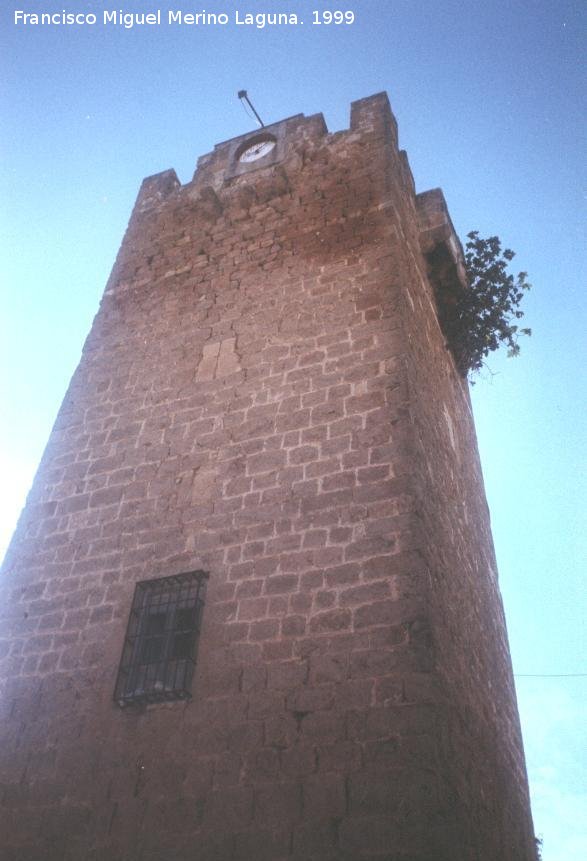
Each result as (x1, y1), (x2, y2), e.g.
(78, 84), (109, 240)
(1, 2), (586, 855)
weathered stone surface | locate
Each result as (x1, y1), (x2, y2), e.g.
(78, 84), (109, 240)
(0, 93), (535, 860)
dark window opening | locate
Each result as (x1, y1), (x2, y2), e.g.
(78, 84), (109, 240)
(114, 570), (208, 708)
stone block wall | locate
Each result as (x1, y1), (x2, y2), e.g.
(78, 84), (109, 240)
(0, 93), (535, 860)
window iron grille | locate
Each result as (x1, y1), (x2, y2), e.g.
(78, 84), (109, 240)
(114, 570), (208, 707)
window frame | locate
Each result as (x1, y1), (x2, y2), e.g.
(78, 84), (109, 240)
(114, 570), (208, 708)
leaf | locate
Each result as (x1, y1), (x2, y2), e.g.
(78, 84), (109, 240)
(447, 231), (532, 378)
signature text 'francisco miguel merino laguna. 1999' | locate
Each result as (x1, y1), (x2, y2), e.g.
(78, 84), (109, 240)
(13, 9), (357, 28)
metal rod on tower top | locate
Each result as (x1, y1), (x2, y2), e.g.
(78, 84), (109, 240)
(237, 90), (265, 128)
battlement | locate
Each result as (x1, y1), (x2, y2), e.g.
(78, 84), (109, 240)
(134, 92), (401, 211)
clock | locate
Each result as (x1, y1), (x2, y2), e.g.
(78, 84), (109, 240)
(238, 135), (277, 163)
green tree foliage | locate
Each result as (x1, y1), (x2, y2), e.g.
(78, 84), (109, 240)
(449, 231), (531, 377)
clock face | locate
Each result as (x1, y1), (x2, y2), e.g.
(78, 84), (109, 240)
(238, 136), (276, 163)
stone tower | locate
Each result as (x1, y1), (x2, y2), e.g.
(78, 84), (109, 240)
(0, 93), (536, 860)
